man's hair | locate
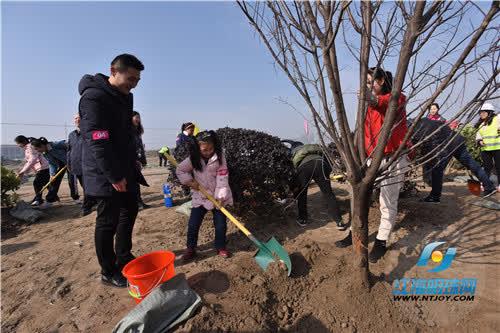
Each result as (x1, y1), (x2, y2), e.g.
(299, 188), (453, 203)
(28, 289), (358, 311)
(111, 54), (145, 72)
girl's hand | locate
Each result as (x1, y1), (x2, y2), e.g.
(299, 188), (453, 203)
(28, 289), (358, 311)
(188, 180), (200, 191)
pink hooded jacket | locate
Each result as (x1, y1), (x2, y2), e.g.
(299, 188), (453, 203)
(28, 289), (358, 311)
(176, 153), (233, 210)
(19, 143), (49, 175)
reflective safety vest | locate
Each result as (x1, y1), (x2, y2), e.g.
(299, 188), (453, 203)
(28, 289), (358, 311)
(478, 115), (500, 151)
(158, 146), (169, 154)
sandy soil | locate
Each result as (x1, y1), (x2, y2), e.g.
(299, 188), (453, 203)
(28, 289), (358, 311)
(1, 166), (499, 332)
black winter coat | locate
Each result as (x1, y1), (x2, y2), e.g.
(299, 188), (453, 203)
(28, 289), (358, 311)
(412, 118), (466, 163)
(78, 73), (147, 197)
(67, 129), (83, 176)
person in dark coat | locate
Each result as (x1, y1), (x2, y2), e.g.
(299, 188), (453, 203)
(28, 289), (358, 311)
(176, 122), (195, 147)
(132, 111), (150, 209)
(282, 140), (344, 229)
(412, 118), (496, 202)
(30, 137), (68, 208)
(67, 114), (96, 216)
(78, 54), (146, 288)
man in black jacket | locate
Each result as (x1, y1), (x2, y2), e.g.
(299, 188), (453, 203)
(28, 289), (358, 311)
(67, 114), (96, 216)
(79, 54), (145, 288)
(412, 118), (496, 202)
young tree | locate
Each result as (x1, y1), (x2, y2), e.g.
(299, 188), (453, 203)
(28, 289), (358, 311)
(238, 1), (499, 288)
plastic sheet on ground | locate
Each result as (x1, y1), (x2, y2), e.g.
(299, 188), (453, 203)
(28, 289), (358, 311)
(471, 199), (500, 210)
(175, 200), (192, 217)
(9, 201), (45, 224)
(113, 274), (201, 333)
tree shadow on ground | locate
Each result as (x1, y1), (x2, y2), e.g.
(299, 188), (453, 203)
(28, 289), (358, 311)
(1, 241), (38, 255)
(378, 186), (500, 284)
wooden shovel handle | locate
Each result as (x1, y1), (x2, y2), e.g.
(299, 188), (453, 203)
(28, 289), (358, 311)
(164, 153), (252, 237)
(38, 166), (67, 195)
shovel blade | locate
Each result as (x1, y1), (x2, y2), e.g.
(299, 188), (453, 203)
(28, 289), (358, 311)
(254, 237), (292, 276)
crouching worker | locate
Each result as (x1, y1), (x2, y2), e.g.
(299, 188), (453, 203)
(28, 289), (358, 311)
(176, 130), (233, 262)
(285, 141), (345, 229)
(413, 118), (496, 201)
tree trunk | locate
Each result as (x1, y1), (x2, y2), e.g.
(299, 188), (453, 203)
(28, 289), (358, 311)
(350, 182), (371, 289)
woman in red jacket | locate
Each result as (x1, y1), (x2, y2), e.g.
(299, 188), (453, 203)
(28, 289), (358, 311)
(337, 67), (409, 263)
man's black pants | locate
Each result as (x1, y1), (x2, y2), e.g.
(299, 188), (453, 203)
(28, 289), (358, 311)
(93, 191), (138, 276)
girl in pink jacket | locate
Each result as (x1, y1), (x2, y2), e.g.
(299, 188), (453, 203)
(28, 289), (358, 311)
(15, 135), (50, 206)
(176, 130), (233, 261)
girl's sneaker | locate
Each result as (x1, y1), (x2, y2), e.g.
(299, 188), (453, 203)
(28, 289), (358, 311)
(182, 248), (196, 262)
(217, 249), (231, 259)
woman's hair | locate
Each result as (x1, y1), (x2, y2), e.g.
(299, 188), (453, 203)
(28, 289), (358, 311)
(430, 103), (440, 110)
(132, 111), (144, 136)
(14, 135), (30, 145)
(368, 67), (393, 95)
(189, 130), (223, 172)
(181, 122), (195, 132)
(30, 137), (49, 148)
(475, 110), (496, 128)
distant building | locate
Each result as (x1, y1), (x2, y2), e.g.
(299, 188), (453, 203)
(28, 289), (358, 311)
(1, 145), (24, 161)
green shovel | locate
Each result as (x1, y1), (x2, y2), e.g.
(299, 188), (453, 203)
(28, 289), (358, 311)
(165, 153), (292, 276)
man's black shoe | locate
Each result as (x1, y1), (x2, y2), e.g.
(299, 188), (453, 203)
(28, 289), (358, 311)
(335, 231), (352, 248)
(369, 239), (387, 263)
(101, 272), (127, 288)
(421, 195), (440, 203)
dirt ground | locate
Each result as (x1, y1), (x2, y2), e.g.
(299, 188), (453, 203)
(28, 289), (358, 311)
(1, 165), (499, 332)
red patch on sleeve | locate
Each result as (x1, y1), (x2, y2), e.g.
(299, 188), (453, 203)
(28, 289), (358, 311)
(217, 169), (228, 176)
(92, 130), (109, 141)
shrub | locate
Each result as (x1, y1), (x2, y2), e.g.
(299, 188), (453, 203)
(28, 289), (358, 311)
(1, 166), (21, 207)
(168, 128), (295, 212)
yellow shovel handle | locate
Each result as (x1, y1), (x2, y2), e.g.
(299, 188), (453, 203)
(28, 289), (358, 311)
(38, 166), (67, 195)
(164, 153), (252, 237)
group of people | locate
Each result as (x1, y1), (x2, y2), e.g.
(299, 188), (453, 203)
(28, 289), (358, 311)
(15, 114), (151, 215)
(14, 54), (499, 288)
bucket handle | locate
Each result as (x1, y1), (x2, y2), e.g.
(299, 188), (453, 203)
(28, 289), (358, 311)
(127, 266), (168, 300)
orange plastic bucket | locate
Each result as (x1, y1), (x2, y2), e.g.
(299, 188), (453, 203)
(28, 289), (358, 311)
(467, 179), (481, 196)
(122, 251), (176, 303)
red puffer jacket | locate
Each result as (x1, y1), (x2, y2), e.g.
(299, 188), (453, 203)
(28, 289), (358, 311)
(364, 92), (408, 156)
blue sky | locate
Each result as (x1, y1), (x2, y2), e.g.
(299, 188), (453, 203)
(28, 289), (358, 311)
(2, 1), (495, 149)
(2, 1), (314, 149)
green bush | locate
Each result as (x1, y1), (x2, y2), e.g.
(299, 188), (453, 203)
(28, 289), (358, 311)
(1, 166), (21, 207)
